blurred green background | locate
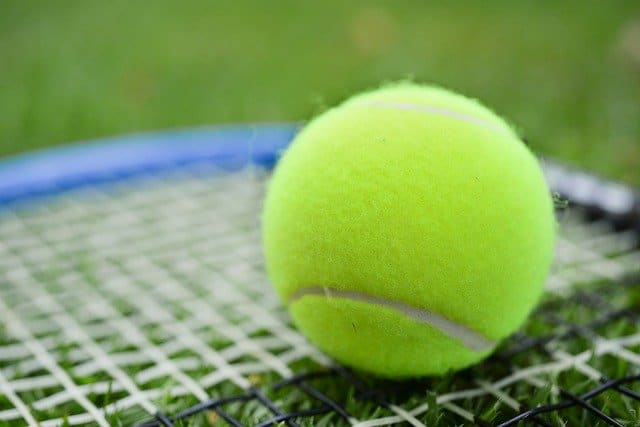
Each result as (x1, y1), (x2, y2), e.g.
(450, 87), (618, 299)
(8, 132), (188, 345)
(1, 1), (639, 184)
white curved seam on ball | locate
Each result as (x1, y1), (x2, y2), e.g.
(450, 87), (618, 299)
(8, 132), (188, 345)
(287, 287), (495, 352)
(358, 101), (513, 138)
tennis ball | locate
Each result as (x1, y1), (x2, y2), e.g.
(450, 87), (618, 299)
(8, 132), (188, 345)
(262, 82), (555, 378)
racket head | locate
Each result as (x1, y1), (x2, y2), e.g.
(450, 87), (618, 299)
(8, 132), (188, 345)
(0, 124), (638, 427)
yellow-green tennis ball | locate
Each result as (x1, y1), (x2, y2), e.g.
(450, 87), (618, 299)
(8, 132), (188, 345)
(262, 83), (555, 378)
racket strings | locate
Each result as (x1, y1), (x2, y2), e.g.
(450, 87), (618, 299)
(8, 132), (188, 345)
(0, 169), (638, 426)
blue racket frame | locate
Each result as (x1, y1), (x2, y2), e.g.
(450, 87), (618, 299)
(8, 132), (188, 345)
(0, 124), (297, 207)
(2, 124), (638, 228)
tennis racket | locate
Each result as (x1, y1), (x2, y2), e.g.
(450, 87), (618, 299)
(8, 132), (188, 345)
(0, 125), (638, 426)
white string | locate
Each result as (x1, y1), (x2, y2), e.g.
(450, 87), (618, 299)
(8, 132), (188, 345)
(0, 370), (40, 427)
(0, 296), (111, 427)
(0, 168), (638, 426)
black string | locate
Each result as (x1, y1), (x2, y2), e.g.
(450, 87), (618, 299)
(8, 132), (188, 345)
(136, 272), (640, 427)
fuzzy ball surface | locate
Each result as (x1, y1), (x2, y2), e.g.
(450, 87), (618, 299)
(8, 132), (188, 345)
(262, 83), (555, 377)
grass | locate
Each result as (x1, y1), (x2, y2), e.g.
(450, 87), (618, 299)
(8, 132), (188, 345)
(3, 277), (637, 426)
(0, 177), (638, 426)
(1, 3), (639, 426)
(1, 0), (639, 185)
